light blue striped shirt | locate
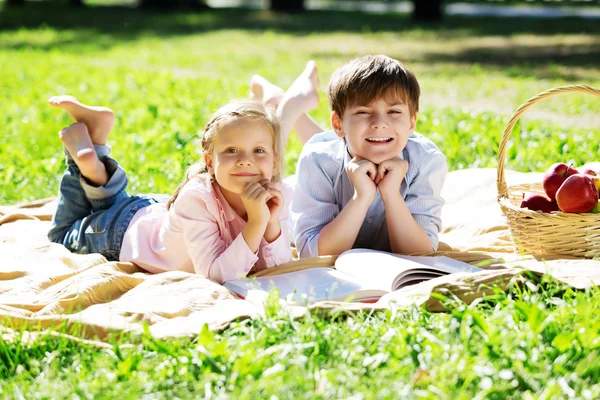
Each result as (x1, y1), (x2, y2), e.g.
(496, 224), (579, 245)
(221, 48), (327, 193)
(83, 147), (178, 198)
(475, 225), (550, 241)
(291, 130), (447, 258)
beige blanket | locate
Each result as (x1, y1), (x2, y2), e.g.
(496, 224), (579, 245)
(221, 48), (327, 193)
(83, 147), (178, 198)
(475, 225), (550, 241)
(2, 168), (600, 343)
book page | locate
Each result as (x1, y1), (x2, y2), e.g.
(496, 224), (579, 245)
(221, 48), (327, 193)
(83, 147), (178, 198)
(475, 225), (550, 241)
(395, 272), (446, 289)
(335, 249), (482, 291)
(224, 267), (382, 305)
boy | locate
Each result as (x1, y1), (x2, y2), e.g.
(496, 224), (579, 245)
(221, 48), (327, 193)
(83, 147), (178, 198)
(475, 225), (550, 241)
(290, 55), (447, 258)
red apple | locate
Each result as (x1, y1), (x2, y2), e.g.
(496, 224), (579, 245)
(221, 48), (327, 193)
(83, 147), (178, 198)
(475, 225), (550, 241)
(520, 193), (560, 213)
(582, 168), (597, 176)
(543, 163), (579, 202)
(555, 174), (599, 213)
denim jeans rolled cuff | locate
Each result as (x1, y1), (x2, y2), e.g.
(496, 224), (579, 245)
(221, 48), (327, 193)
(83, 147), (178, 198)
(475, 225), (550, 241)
(64, 143), (113, 165)
(79, 157), (127, 201)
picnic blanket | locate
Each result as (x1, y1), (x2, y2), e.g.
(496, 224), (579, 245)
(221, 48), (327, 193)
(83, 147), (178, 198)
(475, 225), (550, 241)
(2, 168), (600, 343)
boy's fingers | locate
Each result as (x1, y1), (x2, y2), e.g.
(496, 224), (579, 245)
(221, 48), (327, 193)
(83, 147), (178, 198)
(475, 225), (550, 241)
(365, 163), (377, 181)
(377, 162), (391, 181)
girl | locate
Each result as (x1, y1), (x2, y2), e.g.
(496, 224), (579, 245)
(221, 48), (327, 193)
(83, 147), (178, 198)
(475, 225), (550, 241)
(47, 99), (292, 284)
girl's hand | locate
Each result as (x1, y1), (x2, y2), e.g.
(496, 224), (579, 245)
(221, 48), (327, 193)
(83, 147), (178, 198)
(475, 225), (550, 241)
(260, 179), (284, 223)
(241, 181), (273, 225)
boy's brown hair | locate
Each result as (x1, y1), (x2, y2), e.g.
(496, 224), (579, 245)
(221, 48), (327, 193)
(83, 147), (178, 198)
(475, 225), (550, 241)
(327, 55), (420, 118)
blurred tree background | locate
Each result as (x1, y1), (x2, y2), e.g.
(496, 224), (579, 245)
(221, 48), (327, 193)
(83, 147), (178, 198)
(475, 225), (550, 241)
(0, 0), (598, 203)
(4, 0), (600, 20)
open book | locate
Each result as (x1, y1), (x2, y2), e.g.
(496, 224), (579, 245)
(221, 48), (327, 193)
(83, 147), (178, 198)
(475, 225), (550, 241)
(224, 249), (482, 304)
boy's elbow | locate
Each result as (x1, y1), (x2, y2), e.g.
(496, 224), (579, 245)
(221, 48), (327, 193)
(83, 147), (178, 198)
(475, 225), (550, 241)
(296, 233), (320, 259)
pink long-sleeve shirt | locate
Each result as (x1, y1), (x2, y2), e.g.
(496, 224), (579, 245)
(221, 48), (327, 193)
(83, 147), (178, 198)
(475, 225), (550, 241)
(119, 175), (292, 284)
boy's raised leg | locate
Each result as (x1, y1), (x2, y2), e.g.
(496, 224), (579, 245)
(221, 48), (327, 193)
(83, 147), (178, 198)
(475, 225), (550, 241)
(250, 61), (324, 147)
(59, 123), (108, 186)
(48, 95), (115, 145)
(250, 74), (285, 109)
(276, 60), (322, 146)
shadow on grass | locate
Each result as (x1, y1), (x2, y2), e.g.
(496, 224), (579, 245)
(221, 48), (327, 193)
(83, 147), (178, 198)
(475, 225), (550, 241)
(1, 3), (598, 79)
(422, 42), (600, 79)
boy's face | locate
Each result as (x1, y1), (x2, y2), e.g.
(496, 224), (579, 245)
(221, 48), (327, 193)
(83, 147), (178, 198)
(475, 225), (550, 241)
(331, 97), (416, 164)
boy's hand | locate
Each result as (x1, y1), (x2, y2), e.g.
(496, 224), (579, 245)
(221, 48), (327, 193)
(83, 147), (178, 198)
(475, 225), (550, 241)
(376, 157), (409, 199)
(241, 181), (273, 225)
(260, 179), (284, 223)
(346, 157), (377, 203)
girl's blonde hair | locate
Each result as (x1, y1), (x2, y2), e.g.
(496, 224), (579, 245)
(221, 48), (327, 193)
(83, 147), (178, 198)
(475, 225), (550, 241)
(167, 100), (283, 210)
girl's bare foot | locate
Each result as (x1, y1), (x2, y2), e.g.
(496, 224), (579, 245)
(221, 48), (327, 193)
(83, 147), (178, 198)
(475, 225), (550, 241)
(48, 95), (115, 145)
(59, 123), (108, 186)
(249, 74), (285, 108)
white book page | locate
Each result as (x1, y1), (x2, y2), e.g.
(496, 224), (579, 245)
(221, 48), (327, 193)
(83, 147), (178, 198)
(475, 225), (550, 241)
(335, 249), (482, 291)
(224, 268), (373, 304)
(395, 272), (446, 289)
(392, 254), (482, 274)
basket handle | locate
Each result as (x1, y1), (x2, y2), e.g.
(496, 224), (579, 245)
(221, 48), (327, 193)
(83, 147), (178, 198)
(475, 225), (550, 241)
(497, 84), (600, 199)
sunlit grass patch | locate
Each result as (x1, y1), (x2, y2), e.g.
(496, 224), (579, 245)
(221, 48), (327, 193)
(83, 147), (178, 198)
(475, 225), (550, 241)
(2, 275), (600, 398)
(1, 4), (600, 397)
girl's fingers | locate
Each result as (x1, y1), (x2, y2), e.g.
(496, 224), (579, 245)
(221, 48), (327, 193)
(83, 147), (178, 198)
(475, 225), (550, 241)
(251, 187), (268, 200)
(244, 182), (265, 199)
(246, 183), (273, 202)
(267, 187), (282, 198)
(268, 192), (282, 206)
(242, 182), (258, 196)
(259, 189), (274, 203)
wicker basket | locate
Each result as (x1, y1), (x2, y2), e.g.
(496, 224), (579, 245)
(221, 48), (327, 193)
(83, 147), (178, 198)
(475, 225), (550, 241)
(497, 84), (600, 258)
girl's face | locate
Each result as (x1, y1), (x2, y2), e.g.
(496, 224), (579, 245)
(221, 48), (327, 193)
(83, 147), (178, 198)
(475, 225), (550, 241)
(205, 118), (277, 196)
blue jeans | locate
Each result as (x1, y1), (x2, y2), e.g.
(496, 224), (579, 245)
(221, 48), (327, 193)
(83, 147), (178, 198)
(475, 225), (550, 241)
(48, 145), (159, 261)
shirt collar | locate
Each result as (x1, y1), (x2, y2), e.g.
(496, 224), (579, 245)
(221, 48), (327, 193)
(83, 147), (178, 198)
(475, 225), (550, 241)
(213, 182), (239, 222)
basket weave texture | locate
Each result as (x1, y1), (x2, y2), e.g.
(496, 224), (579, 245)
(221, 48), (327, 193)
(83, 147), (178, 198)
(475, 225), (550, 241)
(497, 85), (600, 258)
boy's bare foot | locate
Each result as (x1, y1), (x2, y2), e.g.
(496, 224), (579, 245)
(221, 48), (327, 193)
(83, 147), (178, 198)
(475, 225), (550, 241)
(249, 75), (285, 108)
(48, 95), (115, 145)
(59, 123), (108, 186)
(280, 60), (320, 114)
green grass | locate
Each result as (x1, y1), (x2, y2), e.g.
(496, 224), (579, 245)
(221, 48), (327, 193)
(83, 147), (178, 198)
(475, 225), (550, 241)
(1, 4), (599, 204)
(1, 3), (600, 398)
(2, 275), (600, 398)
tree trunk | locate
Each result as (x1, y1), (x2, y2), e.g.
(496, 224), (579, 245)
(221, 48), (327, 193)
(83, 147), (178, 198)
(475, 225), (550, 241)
(6, 0), (25, 6)
(411, 0), (443, 22)
(270, 0), (305, 12)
